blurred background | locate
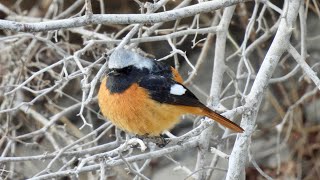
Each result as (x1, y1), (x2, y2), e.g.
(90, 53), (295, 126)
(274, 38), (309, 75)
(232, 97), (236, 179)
(1, 0), (320, 179)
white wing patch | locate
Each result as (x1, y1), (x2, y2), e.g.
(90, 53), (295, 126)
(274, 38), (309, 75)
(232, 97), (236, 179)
(170, 84), (186, 96)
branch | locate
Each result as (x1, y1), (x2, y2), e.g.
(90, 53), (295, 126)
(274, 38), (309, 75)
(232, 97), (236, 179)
(288, 44), (320, 89)
(195, 5), (236, 180)
(226, 0), (302, 179)
(0, 0), (249, 32)
(28, 139), (199, 180)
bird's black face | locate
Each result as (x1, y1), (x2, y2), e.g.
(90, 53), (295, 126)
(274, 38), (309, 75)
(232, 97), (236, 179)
(106, 65), (150, 93)
(108, 66), (133, 76)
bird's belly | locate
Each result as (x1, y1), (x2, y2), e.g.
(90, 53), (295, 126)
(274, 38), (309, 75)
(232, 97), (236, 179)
(106, 101), (182, 136)
(98, 79), (183, 135)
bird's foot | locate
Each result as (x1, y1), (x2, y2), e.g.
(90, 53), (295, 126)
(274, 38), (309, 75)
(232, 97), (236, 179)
(135, 134), (170, 148)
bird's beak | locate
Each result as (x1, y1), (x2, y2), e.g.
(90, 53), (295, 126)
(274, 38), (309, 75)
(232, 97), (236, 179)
(107, 69), (120, 76)
(107, 69), (114, 76)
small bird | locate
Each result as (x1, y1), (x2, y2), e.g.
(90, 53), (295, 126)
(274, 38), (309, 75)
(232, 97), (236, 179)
(98, 48), (243, 136)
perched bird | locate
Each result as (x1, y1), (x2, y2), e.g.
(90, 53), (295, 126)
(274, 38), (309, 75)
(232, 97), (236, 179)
(98, 48), (243, 136)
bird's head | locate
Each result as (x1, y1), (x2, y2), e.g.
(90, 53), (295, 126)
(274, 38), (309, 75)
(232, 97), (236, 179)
(107, 48), (154, 76)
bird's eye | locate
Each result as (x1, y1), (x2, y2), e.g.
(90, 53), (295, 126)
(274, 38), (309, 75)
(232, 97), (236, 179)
(126, 66), (133, 73)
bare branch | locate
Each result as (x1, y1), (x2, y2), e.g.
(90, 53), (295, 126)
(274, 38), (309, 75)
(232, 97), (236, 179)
(0, 0), (248, 32)
(227, 0), (302, 179)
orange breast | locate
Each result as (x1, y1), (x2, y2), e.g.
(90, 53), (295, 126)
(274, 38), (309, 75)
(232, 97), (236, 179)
(98, 77), (198, 136)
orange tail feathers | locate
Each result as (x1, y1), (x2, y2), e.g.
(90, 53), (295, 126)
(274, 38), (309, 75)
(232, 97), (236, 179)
(201, 107), (244, 133)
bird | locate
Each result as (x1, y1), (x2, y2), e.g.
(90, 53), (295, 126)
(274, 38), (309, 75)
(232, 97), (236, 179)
(98, 48), (244, 137)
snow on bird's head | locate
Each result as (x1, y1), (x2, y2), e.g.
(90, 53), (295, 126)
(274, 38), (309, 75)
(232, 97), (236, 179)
(108, 48), (153, 70)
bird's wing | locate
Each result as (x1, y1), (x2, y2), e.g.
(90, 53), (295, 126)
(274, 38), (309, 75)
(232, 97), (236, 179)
(138, 74), (244, 133)
(138, 75), (206, 108)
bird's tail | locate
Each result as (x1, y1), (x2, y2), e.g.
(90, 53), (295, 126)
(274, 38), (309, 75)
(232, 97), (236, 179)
(201, 107), (244, 133)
